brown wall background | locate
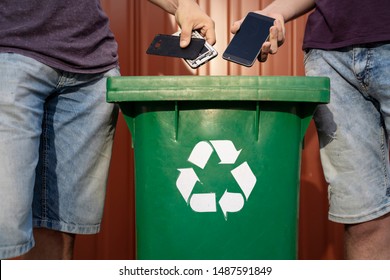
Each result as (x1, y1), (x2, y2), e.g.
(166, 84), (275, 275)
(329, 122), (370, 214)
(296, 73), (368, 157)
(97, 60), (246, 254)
(74, 0), (344, 260)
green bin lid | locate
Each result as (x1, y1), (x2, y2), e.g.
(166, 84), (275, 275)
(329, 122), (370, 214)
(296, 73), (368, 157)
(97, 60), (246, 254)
(106, 76), (329, 103)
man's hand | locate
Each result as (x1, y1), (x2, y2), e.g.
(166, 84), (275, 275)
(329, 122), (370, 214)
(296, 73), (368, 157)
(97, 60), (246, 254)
(149, 0), (216, 48)
(231, 12), (285, 62)
(175, 0), (215, 48)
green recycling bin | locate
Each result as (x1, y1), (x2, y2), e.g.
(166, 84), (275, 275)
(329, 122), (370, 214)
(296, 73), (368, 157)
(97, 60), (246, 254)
(106, 76), (330, 260)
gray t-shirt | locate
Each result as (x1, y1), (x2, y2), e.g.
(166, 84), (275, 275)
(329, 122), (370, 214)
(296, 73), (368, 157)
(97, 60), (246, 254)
(0, 0), (118, 73)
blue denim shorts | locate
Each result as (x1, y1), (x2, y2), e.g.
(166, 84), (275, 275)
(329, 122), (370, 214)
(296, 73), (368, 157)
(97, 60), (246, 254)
(0, 53), (119, 259)
(305, 43), (390, 224)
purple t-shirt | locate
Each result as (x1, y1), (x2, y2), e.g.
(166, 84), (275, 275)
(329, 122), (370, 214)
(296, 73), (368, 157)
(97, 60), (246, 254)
(0, 0), (118, 73)
(303, 0), (390, 50)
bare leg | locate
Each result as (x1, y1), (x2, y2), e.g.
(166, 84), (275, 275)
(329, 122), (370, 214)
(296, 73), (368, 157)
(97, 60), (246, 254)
(19, 228), (75, 260)
(344, 213), (390, 259)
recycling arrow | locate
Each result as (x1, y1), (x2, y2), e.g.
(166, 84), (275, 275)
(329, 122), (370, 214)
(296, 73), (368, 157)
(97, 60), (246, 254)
(176, 140), (257, 219)
(176, 168), (199, 202)
(231, 162), (256, 200)
(210, 140), (242, 164)
(219, 190), (245, 218)
(188, 141), (213, 169)
(190, 193), (217, 212)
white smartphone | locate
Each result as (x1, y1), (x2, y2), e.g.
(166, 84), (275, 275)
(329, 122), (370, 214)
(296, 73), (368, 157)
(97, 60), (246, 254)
(173, 30), (218, 69)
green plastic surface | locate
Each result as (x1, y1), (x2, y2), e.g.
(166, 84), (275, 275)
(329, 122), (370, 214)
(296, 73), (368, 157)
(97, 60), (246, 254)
(107, 76), (330, 103)
(107, 76), (330, 260)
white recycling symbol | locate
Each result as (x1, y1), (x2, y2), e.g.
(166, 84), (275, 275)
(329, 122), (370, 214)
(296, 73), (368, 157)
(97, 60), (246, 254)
(176, 140), (257, 219)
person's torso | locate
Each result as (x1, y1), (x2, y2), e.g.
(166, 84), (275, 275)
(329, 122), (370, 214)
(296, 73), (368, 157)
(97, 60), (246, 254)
(0, 0), (118, 73)
(303, 0), (390, 50)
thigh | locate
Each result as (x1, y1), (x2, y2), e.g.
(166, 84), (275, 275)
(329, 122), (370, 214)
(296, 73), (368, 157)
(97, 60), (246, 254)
(32, 67), (120, 234)
(0, 53), (57, 259)
(305, 48), (390, 224)
(367, 43), (390, 137)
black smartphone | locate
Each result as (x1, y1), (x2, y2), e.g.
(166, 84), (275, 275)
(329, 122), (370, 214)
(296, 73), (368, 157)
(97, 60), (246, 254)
(146, 34), (205, 60)
(223, 12), (275, 67)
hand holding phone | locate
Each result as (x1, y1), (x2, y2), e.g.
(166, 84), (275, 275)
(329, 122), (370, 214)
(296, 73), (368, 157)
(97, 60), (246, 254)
(146, 34), (205, 60)
(173, 30), (218, 69)
(223, 12), (275, 67)
(146, 31), (217, 68)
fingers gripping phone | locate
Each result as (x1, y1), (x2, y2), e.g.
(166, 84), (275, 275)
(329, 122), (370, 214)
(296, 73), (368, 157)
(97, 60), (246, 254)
(146, 34), (205, 59)
(173, 30), (218, 69)
(223, 12), (275, 67)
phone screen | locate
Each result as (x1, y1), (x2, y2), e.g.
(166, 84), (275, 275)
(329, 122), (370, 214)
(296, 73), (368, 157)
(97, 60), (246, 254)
(223, 12), (274, 67)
